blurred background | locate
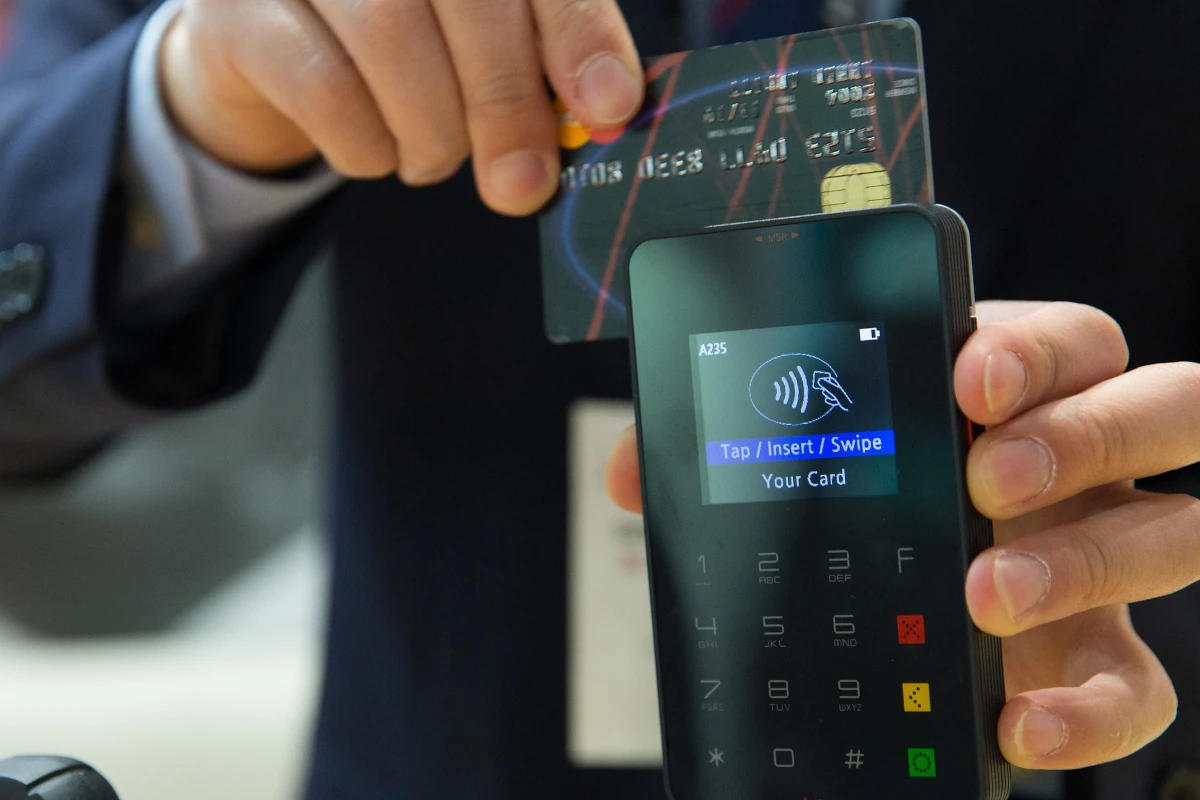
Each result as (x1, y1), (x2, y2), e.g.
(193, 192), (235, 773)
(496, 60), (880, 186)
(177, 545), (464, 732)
(0, 0), (319, 791)
(0, 35), (334, 776)
(0, 258), (333, 798)
(0, 16), (329, 797)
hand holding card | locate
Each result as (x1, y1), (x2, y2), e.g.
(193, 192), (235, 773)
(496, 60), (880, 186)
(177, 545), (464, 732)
(539, 19), (932, 343)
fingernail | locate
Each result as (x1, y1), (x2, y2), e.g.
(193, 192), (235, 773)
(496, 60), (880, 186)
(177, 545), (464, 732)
(981, 437), (1055, 508)
(993, 552), (1051, 620)
(576, 53), (641, 127)
(984, 349), (1028, 416)
(489, 150), (549, 201)
(1015, 707), (1068, 759)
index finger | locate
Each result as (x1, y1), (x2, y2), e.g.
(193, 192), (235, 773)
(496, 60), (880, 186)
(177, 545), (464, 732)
(432, 0), (559, 215)
(954, 301), (1129, 427)
(531, 0), (644, 131)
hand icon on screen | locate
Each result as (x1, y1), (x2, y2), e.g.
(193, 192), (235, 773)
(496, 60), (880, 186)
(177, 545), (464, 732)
(813, 371), (853, 412)
(751, 353), (855, 426)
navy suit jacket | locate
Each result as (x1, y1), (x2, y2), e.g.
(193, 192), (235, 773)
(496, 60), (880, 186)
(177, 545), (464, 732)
(2, 1), (1199, 798)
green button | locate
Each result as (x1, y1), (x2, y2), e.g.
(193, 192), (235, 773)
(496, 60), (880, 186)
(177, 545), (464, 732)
(908, 748), (936, 778)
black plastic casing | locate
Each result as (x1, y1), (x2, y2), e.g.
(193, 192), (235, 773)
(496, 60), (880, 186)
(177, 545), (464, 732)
(626, 205), (1009, 800)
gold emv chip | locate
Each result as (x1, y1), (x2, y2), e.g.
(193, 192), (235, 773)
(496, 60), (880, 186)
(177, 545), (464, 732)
(821, 163), (893, 212)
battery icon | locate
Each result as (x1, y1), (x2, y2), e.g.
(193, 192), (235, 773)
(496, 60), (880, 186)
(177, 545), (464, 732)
(860, 327), (882, 341)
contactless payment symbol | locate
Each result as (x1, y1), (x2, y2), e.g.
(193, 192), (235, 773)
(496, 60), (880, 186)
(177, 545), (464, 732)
(749, 353), (854, 427)
(908, 748), (936, 778)
(902, 683), (931, 712)
(897, 614), (926, 644)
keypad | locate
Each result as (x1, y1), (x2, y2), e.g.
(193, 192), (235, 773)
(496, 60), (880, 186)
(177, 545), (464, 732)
(668, 539), (976, 799)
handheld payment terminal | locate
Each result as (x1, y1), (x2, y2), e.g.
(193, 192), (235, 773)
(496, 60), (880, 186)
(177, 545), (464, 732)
(627, 205), (1010, 799)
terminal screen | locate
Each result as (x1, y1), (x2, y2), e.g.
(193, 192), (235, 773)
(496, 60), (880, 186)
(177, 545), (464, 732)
(690, 320), (898, 505)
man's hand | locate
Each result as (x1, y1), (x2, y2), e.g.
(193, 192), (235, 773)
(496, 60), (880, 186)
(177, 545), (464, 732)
(159, 0), (644, 216)
(606, 300), (1200, 770)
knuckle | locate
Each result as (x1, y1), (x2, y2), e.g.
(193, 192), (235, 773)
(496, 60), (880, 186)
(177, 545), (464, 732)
(1027, 328), (1059, 406)
(300, 51), (368, 120)
(1167, 361), (1200, 395)
(182, 3), (237, 70)
(1072, 400), (1134, 481)
(346, 0), (426, 46)
(1070, 527), (1122, 609)
(546, 0), (608, 41)
(469, 71), (545, 121)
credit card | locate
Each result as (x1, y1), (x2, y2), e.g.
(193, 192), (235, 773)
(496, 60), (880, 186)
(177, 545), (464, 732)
(538, 19), (932, 343)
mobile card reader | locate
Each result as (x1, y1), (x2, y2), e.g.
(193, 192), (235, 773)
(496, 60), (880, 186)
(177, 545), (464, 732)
(626, 205), (1010, 799)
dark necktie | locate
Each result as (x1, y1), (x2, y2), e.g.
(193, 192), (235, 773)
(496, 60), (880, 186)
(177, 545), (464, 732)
(709, 0), (827, 45)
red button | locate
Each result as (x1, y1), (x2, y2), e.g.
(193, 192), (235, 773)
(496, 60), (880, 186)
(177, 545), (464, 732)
(897, 615), (926, 644)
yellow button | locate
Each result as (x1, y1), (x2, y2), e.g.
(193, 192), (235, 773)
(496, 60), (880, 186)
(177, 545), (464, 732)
(903, 683), (931, 712)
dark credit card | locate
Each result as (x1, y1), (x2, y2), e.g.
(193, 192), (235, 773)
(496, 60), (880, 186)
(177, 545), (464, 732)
(539, 19), (932, 343)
